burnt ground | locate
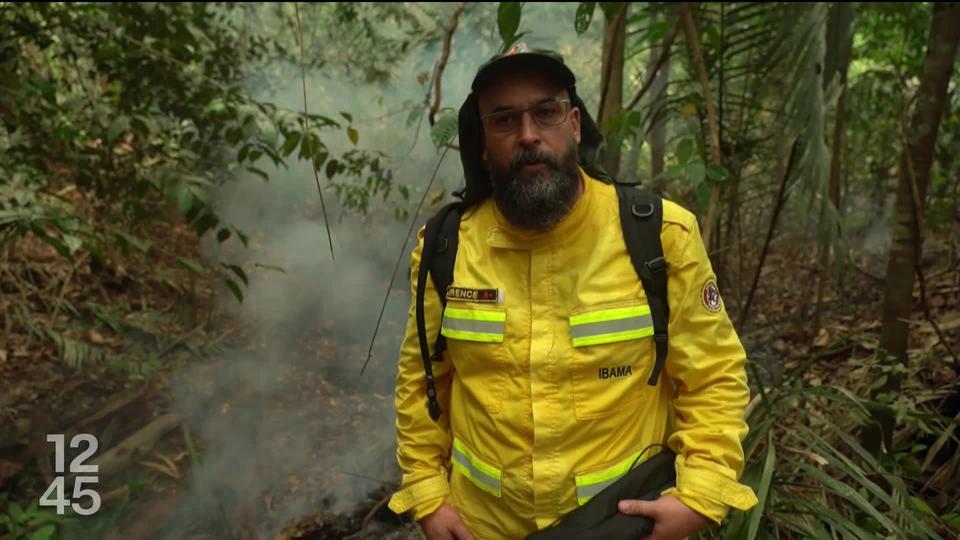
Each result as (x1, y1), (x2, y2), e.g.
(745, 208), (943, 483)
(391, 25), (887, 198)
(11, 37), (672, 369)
(0, 221), (426, 539)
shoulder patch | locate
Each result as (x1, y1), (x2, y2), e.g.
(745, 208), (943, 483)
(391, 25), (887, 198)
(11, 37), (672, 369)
(701, 280), (723, 313)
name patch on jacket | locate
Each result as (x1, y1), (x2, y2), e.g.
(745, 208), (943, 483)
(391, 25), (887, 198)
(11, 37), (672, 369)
(599, 366), (633, 379)
(446, 287), (502, 304)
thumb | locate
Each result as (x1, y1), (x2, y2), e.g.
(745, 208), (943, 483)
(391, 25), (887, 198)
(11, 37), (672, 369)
(451, 517), (474, 540)
(618, 498), (659, 518)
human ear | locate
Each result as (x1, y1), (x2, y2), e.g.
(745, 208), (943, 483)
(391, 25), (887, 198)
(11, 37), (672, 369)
(571, 107), (581, 144)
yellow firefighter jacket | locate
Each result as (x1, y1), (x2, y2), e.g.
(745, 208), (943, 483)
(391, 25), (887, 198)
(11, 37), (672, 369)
(388, 169), (757, 539)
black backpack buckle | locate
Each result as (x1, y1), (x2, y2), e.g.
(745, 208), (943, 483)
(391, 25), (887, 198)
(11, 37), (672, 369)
(645, 257), (666, 274)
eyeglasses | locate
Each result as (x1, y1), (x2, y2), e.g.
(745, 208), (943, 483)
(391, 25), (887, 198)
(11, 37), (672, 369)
(480, 99), (572, 135)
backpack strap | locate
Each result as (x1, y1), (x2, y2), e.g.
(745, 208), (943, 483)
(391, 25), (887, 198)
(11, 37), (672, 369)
(416, 202), (462, 421)
(614, 184), (669, 386)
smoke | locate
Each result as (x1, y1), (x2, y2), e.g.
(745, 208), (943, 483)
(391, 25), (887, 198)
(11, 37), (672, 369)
(152, 4), (601, 538)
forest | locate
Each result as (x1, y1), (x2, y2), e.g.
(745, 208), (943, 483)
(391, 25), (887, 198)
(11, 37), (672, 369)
(0, 2), (958, 539)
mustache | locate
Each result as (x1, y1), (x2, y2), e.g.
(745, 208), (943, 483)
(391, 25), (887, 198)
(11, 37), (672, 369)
(509, 148), (560, 172)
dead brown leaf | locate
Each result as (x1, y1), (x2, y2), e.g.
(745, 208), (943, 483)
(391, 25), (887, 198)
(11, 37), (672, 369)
(88, 329), (107, 344)
(813, 328), (830, 348)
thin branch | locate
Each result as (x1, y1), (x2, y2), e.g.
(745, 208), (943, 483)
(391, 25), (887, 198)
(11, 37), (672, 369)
(362, 146), (453, 375)
(342, 492), (393, 540)
(625, 15), (682, 111)
(899, 95), (959, 365)
(739, 139), (799, 332)
(428, 2), (466, 127)
(294, 2), (335, 261)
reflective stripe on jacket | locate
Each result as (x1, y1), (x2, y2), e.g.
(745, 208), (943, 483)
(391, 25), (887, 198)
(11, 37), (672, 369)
(388, 170), (758, 539)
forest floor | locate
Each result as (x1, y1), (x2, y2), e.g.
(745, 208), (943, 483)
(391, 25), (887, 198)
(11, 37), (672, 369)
(0, 209), (957, 540)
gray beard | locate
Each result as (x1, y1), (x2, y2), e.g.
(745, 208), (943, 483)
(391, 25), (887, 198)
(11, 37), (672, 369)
(489, 143), (581, 233)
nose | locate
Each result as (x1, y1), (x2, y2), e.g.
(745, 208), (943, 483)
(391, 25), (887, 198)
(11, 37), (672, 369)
(517, 111), (541, 147)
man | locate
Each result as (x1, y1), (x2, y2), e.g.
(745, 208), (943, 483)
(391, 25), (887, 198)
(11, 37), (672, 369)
(388, 45), (757, 540)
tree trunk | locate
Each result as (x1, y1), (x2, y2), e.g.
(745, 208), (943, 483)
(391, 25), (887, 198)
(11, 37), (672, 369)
(681, 2), (723, 250)
(598, 3), (627, 178)
(649, 5), (670, 181)
(813, 2), (856, 335)
(867, 2), (960, 456)
(812, 77), (848, 335)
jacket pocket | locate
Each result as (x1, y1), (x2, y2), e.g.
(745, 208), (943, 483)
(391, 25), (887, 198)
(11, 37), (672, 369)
(568, 301), (654, 419)
(441, 303), (508, 414)
(450, 436), (503, 498)
(573, 443), (657, 505)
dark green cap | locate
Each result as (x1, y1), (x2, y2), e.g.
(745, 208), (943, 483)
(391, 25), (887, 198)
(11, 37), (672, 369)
(471, 43), (576, 93)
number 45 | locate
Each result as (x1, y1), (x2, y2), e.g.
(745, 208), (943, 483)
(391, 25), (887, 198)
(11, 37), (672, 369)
(38, 477), (100, 516)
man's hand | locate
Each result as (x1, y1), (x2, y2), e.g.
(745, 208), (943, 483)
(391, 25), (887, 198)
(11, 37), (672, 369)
(617, 494), (713, 540)
(419, 504), (474, 540)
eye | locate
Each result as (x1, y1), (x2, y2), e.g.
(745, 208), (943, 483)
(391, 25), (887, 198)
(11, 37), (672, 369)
(534, 102), (563, 123)
(488, 112), (517, 130)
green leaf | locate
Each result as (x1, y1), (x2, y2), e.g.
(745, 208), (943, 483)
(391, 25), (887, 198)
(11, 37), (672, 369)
(943, 513), (960, 532)
(664, 163), (685, 179)
(233, 227), (249, 248)
(281, 132), (301, 157)
(676, 139), (694, 164)
(62, 234), (82, 255)
(498, 2), (522, 43)
(340, 112), (353, 123)
(347, 127), (359, 146)
(500, 31), (529, 55)
(746, 435), (775, 540)
(246, 167), (269, 182)
(221, 263), (248, 286)
(706, 164), (729, 182)
(194, 213), (219, 236)
(407, 103), (426, 128)
(312, 151), (328, 172)
(116, 232), (151, 253)
(259, 119), (279, 148)
(171, 183), (194, 215)
(29, 76), (56, 105)
(10, 502), (24, 520)
(224, 278), (243, 303)
(217, 228), (231, 243)
(29, 525), (56, 540)
(687, 162), (706, 185)
(910, 496), (935, 516)
(325, 159), (339, 180)
(796, 463), (907, 537)
(177, 257), (204, 274)
(431, 111), (458, 149)
(254, 263), (286, 274)
(107, 115), (130, 142)
(575, 3), (596, 35)
(203, 98), (225, 115)
(647, 20), (669, 43)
